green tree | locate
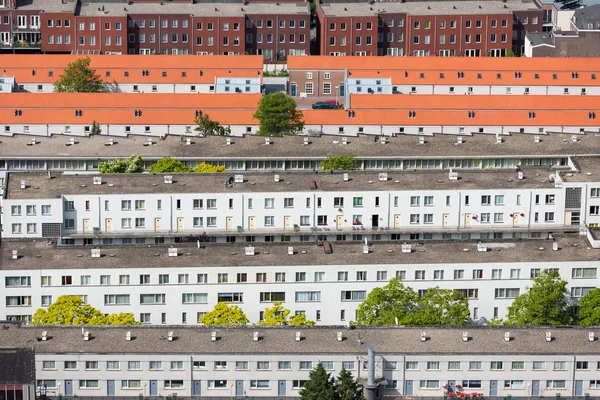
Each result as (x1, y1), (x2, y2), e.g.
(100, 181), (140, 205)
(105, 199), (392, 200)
(336, 369), (365, 400)
(194, 113), (231, 136)
(354, 277), (418, 326)
(90, 121), (101, 135)
(505, 269), (573, 326)
(300, 363), (338, 400)
(193, 162), (227, 173)
(32, 295), (138, 325)
(98, 155), (143, 173)
(321, 155), (357, 171)
(506, 49), (515, 57)
(413, 288), (470, 325)
(149, 157), (192, 173)
(199, 302), (249, 326)
(53, 57), (104, 93)
(258, 302), (315, 326)
(253, 92), (304, 136)
(579, 288), (600, 325)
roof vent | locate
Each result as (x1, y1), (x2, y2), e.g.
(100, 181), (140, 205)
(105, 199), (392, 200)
(295, 331), (302, 342)
(93, 176), (102, 185)
(343, 173), (349, 182)
(41, 331), (48, 341)
(448, 168), (458, 181)
(589, 332), (596, 342)
(186, 137), (192, 146)
(303, 137), (309, 145)
(104, 137), (114, 146)
(11, 250), (18, 260)
(265, 137), (271, 145)
(20, 180), (26, 189)
(552, 242), (559, 251)
(379, 172), (388, 181)
(477, 242), (488, 252)
(420, 331), (428, 342)
(308, 178), (317, 190)
(253, 331), (260, 342)
(126, 331), (132, 341)
(363, 244), (370, 254)
(288, 246), (294, 255)
(418, 136), (425, 145)
(534, 135), (540, 143)
(164, 175), (173, 184)
(457, 136), (464, 144)
(504, 332), (511, 342)
(147, 137), (153, 146)
(546, 331), (553, 342)
(83, 330), (90, 341)
(91, 248), (101, 258)
(274, 174), (280, 183)
(30, 137), (37, 145)
(496, 133), (503, 144)
(342, 137), (348, 145)
(517, 170), (524, 180)
(245, 246), (255, 256)
(337, 332), (344, 342)
(68, 137), (76, 146)
(401, 243), (412, 253)
(168, 247), (178, 257)
(381, 137), (387, 145)
(167, 331), (174, 341)
(235, 174), (244, 183)
(226, 137), (232, 145)
(462, 331), (470, 342)
(211, 331), (217, 341)
(572, 135), (579, 143)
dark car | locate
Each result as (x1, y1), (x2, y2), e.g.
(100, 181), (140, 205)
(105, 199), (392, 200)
(312, 101), (337, 109)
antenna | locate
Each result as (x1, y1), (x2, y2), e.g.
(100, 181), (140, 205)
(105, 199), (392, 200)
(504, 332), (511, 342)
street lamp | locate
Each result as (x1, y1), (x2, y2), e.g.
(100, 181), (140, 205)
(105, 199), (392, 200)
(335, 85), (339, 105)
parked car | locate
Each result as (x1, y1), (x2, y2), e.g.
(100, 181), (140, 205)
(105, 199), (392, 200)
(312, 101), (337, 109)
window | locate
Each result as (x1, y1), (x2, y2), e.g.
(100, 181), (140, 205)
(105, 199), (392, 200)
(490, 361), (503, 370)
(164, 380), (184, 389)
(577, 361), (589, 370)
(299, 361), (313, 370)
(383, 361), (397, 370)
(140, 294), (166, 305)
(494, 213), (504, 223)
(182, 293), (208, 304)
(257, 361), (270, 370)
(427, 361), (440, 370)
(495, 195), (505, 205)
(469, 361), (482, 370)
(193, 361), (206, 370)
(420, 380), (440, 389)
(264, 216), (275, 226)
(121, 380), (141, 389)
(85, 361), (98, 370)
(554, 361), (567, 370)
(293, 380), (307, 389)
(495, 288), (520, 298)
(79, 380), (99, 389)
(5, 277), (31, 287)
(42, 361), (56, 370)
(532, 361), (546, 370)
(214, 361), (228, 370)
(545, 212), (555, 222)
(356, 271), (367, 281)
(170, 361), (184, 370)
(353, 197), (363, 207)
(104, 294), (130, 305)
(406, 361), (419, 370)
(504, 380), (524, 389)
(511, 361), (525, 370)
(546, 380), (567, 389)
(341, 291), (366, 301)
(64, 361), (77, 370)
(573, 268), (597, 278)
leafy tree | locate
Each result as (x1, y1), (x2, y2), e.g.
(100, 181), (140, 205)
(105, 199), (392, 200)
(321, 155), (357, 171)
(300, 363), (337, 400)
(32, 295), (138, 325)
(98, 155), (143, 173)
(193, 162), (227, 173)
(258, 302), (315, 326)
(355, 277), (418, 326)
(505, 269), (573, 326)
(53, 57), (104, 93)
(506, 49), (515, 57)
(90, 121), (101, 135)
(253, 92), (304, 136)
(413, 288), (470, 326)
(199, 302), (249, 326)
(336, 369), (365, 400)
(579, 288), (600, 325)
(194, 114), (231, 136)
(149, 157), (192, 173)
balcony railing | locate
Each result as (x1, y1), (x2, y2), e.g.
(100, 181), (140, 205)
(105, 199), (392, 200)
(13, 24), (40, 31)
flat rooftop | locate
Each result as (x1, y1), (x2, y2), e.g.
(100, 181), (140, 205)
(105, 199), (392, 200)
(15, 0), (76, 13)
(0, 133), (595, 161)
(1, 236), (595, 270)
(559, 156), (600, 182)
(6, 168), (558, 199)
(1, 323), (600, 355)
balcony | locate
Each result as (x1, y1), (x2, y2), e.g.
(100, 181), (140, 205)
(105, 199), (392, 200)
(11, 40), (41, 49)
(13, 24), (40, 32)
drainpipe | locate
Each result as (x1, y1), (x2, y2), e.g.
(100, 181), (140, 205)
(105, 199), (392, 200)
(169, 195), (173, 233)
(98, 196), (101, 232)
(241, 194), (245, 230)
(457, 192), (462, 231)
(387, 193), (391, 229)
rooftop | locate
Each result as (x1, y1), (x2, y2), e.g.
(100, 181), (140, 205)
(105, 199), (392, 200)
(5, 168), (559, 199)
(559, 156), (600, 182)
(0, 235), (595, 270)
(526, 32), (555, 47)
(1, 323), (600, 355)
(0, 132), (596, 161)
(15, 0), (76, 13)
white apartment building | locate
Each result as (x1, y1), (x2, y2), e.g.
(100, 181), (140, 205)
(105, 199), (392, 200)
(4, 324), (600, 398)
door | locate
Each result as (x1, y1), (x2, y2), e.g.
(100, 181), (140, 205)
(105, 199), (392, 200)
(248, 216), (256, 230)
(177, 217), (184, 232)
(291, 82), (297, 96)
(565, 211), (572, 226)
(236, 380), (244, 396)
(64, 380), (73, 396)
(0, 32), (9, 45)
(575, 380), (583, 396)
(443, 213), (450, 228)
(489, 380), (498, 397)
(464, 213), (472, 228)
(336, 215), (344, 229)
(278, 380), (287, 396)
(339, 83), (345, 96)
(284, 216), (292, 230)
(154, 217), (162, 233)
(149, 380), (158, 396)
(83, 219), (91, 233)
(226, 217), (233, 231)
(107, 380), (115, 396)
(192, 380), (201, 396)
(405, 380), (413, 396)
(447, 380), (456, 394)
(105, 218), (112, 233)
(372, 215), (379, 228)
(532, 380), (540, 396)
(394, 214), (401, 229)
(513, 213), (520, 227)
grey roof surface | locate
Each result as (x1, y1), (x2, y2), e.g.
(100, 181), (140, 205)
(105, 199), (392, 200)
(573, 4), (600, 28)
(559, 156), (600, 182)
(15, 0), (77, 13)
(320, 0), (538, 17)
(1, 235), (595, 270)
(526, 32), (555, 47)
(2, 323), (600, 355)
(6, 168), (558, 199)
(0, 133), (595, 161)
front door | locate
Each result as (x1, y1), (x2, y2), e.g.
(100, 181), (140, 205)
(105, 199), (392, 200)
(83, 219), (91, 233)
(64, 380), (73, 396)
(248, 216), (256, 230)
(226, 217), (233, 231)
(336, 215), (344, 229)
(284, 216), (292, 230)
(372, 215), (379, 228)
(105, 218), (112, 233)
(464, 213), (472, 228)
(565, 211), (572, 226)
(405, 380), (413, 396)
(575, 380), (583, 396)
(513, 212), (520, 227)
(339, 83), (345, 96)
(532, 380), (540, 396)
(154, 217), (162, 232)
(236, 380), (244, 396)
(394, 214), (401, 228)
(177, 217), (184, 232)
(278, 380), (287, 396)
(192, 380), (201, 396)
(291, 82), (297, 96)
(149, 380), (158, 396)
(447, 380), (456, 394)
(107, 380), (115, 396)
(443, 213), (450, 228)
(489, 380), (498, 396)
